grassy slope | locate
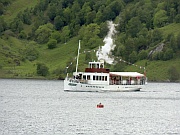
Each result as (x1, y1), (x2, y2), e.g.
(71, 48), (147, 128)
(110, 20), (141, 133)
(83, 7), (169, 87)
(4, 0), (38, 22)
(1, 35), (180, 81)
(159, 23), (180, 37)
(126, 58), (180, 81)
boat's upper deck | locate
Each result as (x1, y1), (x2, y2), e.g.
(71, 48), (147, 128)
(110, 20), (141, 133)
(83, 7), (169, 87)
(85, 61), (110, 73)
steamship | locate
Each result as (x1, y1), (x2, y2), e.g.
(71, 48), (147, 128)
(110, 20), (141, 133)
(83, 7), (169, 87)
(64, 41), (147, 92)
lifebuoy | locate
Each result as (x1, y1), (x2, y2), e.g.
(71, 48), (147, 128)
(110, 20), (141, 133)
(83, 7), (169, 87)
(97, 103), (104, 108)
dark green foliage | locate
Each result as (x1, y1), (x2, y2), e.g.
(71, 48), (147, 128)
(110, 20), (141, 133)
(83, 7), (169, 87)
(10, 18), (23, 33)
(36, 63), (49, 76)
(47, 4), (57, 20)
(1, 0), (180, 66)
(127, 17), (142, 38)
(50, 31), (61, 43)
(35, 23), (54, 44)
(112, 60), (126, 72)
(151, 29), (163, 46)
(0, 3), (4, 15)
(60, 26), (71, 43)
(163, 48), (174, 60)
(177, 33), (180, 49)
(85, 52), (92, 63)
(129, 51), (137, 63)
(24, 47), (39, 61)
(52, 67), (66, 80)
(18, 31), (27, 39)
(47, 39), (57, 49)
(168, 66), (180, 82)
(54, 16), (64, 30)
(78, 23), (101, 49)
(33, 0), (49, 15)
(0, 17), (7, 34)
(175, 14), (180, 23)
(138, 50), (148, 60)
(153, 10), (168, 28)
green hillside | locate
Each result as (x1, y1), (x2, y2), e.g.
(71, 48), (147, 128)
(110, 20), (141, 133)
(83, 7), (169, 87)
(0, 0), (180, 81)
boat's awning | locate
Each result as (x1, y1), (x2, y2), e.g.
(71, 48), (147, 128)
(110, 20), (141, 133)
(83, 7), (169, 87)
(110, 72), (144, 77)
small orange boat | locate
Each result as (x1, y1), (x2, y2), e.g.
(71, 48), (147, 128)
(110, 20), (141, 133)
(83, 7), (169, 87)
(97, 103), (104, 108)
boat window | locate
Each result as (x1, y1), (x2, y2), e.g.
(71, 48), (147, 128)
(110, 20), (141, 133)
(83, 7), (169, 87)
(79, 74), (82, 79)
(100, 64), (103, 68)
(87, 75), (90, 80)
(97, 64), (99, 68)
(93, 75), (95, 80)
(99, 76), (101, 80)
(102, 76), (104, 81)
(83, 75), (86, 80)
(96, 76), (98, 80)
(105, 76), (107, 81)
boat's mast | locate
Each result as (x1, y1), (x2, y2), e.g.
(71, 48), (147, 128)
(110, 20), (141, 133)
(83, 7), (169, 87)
(75, 40), (80, 75)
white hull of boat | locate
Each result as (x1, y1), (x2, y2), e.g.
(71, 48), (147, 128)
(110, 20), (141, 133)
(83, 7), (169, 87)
(64, 79), (143, 92)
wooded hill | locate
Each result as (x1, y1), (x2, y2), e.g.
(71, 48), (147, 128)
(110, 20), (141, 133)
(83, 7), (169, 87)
(0, 0), (180, 81)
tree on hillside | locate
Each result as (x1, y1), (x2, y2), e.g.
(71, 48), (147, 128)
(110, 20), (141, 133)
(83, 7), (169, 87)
(60, 26), (71, 43)
(63, 7), (71, 25)
(0, 17), (7, 34)
(138, 50), (148, 60)
(50, 31), (61, 43)
(175, 14), (180, 23)
(127, 17), (143, 38)
(33, 0), (49, 15)
(168, 66), (179, 82)
(153, 10), (168, 28)
(86, 11), (96, 24)
(85, 52), (92, 63)
(47, 39), (57, 49)
(35, 23), (54, 44)
(163, 48), (174, 60)
(124, 37), (135, 59)
(54, 16), (64, 30)
(10, 18), (23, 33)
(17, 8), (32, 25)
(177, 33), (180, 49)
(36, 63), (49, 76)
(94, 9), (104, 24)
(81, 2), (92, 25)
(0, 3), (4, 15)
(136, 3), (153, 29)
(78, 23), (101, 49)
(47, 4), (57, 21)
(129, 51), (137, 63)
(150, 29), (163, 46)
(169, 34), (177, 52)
(24, 46), (39, 61)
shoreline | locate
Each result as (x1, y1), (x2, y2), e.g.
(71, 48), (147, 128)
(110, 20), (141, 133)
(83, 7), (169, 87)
(0, 77), (179, 83)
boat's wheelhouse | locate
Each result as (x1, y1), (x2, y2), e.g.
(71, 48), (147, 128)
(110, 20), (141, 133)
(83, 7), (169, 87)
(73, 61), (110, 85)
(85, 61), (110, 73)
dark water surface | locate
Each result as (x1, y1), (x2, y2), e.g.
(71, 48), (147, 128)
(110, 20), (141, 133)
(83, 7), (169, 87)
(0, 79), (180, 135)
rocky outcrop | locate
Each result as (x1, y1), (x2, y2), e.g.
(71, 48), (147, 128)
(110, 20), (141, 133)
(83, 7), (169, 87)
(148, 43), (165, 58)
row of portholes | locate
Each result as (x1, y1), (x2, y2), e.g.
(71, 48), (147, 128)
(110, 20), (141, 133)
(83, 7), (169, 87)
(83, 85), (105, 88)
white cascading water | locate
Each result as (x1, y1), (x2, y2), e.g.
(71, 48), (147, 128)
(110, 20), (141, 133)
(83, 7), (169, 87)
(96, 21), (117, 64)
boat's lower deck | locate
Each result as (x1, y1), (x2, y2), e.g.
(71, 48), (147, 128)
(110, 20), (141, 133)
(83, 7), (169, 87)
(64, 79), (143, 92)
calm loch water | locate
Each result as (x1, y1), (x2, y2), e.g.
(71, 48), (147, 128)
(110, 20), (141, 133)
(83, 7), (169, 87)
(0, 79), (180, 135)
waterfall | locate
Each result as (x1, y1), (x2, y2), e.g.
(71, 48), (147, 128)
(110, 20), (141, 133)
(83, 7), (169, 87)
(96, 21), (117, 64)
